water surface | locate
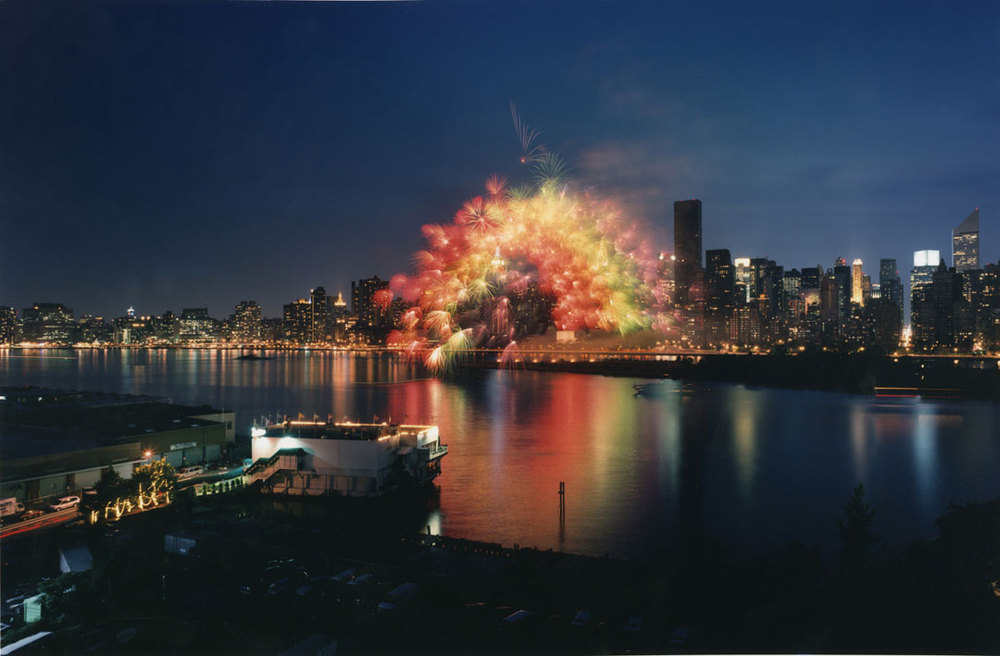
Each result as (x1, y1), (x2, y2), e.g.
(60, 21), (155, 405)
(3, 348), (998, 559)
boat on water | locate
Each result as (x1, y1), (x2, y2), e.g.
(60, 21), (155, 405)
(245, 420), (447, 497)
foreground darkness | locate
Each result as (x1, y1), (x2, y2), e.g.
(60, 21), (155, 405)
(2, 489), (998, 654)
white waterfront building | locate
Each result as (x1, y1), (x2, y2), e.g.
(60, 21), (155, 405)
(245, 421), (447, 497)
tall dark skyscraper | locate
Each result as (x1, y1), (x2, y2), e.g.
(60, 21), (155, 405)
(310, 286), (328, 342)
(673, 199), (703, 307)
(705, 249), (734, 346)
(952, 208), (980, 272)
(879, 258), (904, 326)
(283, 299), (311, 344)
(800, 266), (822, 291)
(352, 275), (390, 343)
(832, 258), (851, 328)
(910, 249), (941, 328)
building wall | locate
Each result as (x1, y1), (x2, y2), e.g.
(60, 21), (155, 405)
(252, 435), (398, 473)
(249, 426), (442, 497)
(1, 424), (227, 504)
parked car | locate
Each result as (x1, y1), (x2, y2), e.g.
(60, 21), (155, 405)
(176, 466), (204, 481)
(570, 610), (592, 627)
(669, 626), (690, 645)
(48, 496), (80, 511)
(346, 573), (373, 587)
(501, 609), (535, 626)
(623, 615), (644, 633)
(377, 582), (419, 614)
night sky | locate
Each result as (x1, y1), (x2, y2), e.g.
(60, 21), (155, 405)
(2, 0), (997, 320)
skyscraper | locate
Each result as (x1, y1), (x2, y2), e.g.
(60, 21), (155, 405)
(734, 257), (752, 304)
(705, 249), (734, 347)
(832, 258), (851, 328)
(910, 249), (941, 328)
(0, 306), (17, 345)
(673, 199), (702, 307)
(232, 301), (263, 343)
(352, 275), (391, 343)
(879, 258), (904, 326)
(310, 286), (328, 343)
(283, 299), (311, 344)
(851, 259), (864, 306)
(952, 208), (980, 272)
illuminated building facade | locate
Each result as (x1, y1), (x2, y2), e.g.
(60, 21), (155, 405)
(310, 286), (328, 343)
(248, 421), (447, 497)
(0, 306), (17, 344)
(734, 257), (752, 305)
(910, 249), (941, 328)
(21, 302), (75, 344)
(705, 249), (735, 347)
(152, 311), (180, 344)
(952, 208), (980, 272)
(0, 388), (233, 506)
(508, 281), (556, 338)
(76, 315), (110, 344)
(283, 299), (311, 344)
(967, 263), (1000, 348)
(851, 259), (865, 306)
(352, 275), (391, 344)
(329, 292), (353, 343)
(750, 258), (783, 341)
(231, 301), (263, 344)
(113, 308), (153, 345)
(911, 261), (974, 350)
(179, 308), (216, 344)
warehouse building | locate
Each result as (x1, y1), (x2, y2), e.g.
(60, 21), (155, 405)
(0, 387), (234, 506)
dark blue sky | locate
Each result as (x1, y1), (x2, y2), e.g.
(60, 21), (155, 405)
(2, 0), (997, 319)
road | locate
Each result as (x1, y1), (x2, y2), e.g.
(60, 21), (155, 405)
(0, 508), (80, 540)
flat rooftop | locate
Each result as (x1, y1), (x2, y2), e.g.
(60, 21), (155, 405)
(0, 386), (225, 460)
(263, 421), (434, 441)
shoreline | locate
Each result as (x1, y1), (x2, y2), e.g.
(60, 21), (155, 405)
(461, 352), (1000, 401)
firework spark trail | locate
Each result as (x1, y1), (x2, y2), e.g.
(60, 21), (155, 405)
(386, 116), (668, 372)
(510, 101), (546, 164)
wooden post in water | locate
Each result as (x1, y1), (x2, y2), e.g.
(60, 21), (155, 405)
(558, 481), (565, 517)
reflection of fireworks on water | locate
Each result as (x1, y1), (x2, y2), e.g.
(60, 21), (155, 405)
(499, 341), (524, 368)
(386, 112), (670, 372)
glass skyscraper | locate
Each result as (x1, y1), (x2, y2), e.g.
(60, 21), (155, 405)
(952, 208), (980, 272)
(910, 250), (941, 328)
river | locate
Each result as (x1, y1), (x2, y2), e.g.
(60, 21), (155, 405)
(2, 348), (998, 559)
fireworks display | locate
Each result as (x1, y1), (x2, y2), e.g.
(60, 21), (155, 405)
(387, 111), (668, 371)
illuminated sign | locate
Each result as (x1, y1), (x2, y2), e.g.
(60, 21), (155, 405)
(170, 442), (197, 451)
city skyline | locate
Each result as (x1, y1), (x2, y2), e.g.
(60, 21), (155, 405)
(2, 1), (997, 319)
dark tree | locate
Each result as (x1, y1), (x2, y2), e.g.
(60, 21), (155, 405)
(91, 465), (127, 509)
(838, 483), (880, 563)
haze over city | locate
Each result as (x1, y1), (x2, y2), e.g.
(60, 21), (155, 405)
(2, 0), (997, 319)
